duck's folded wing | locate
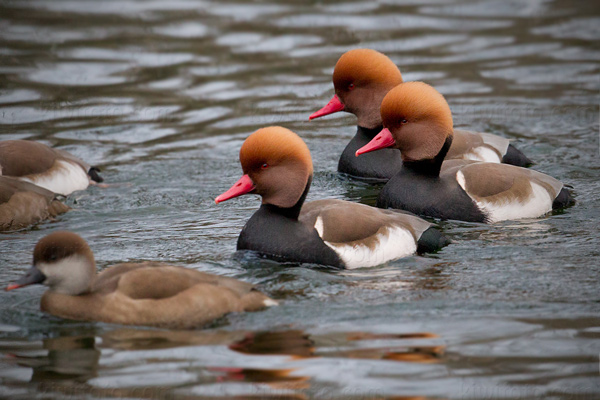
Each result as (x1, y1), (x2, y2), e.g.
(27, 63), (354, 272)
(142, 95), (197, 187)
(456, 163), (562, 202)
(454, 163), (563, 222)
(448, 130), (508, 162)
(0, 141), (57, 177)
(0, 177), (68, 231)
(300, 199), (432, 268)
(301, 199), (431, 242)
(96, 263), (263, 301)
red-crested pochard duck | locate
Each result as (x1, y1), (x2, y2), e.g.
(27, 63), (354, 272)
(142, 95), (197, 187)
(215, 127), (448, 268)
(309, 49), (532, 181)
(0, 140), (103, 196)
(6, 231), (275, 329)
(355, 82), (574, 223)
(0, 176), (69, 231)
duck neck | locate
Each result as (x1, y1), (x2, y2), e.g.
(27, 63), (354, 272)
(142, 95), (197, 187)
(261, 176), (312, 220)
(357, 125), (384, 140)
(402, 136), (452, 177)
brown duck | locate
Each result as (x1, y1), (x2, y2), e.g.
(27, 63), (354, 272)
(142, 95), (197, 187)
(6, 231), (276, 329)
(0, 140), (103, 196)
(0, 176), (69, 231)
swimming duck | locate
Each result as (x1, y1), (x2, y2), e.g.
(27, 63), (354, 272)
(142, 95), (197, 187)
(6, 231), (275, 329)
(215, 127), (448, 268)
(0, 140), (103, 196)
(0, 176), (69, 231)
(309, 49), (532, 181)
(355, 82), (574, 223)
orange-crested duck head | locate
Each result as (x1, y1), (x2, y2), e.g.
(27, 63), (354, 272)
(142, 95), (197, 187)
(356, 82), (454, 162)
(310, 49), (403, 129)
(215, 127), (313, 209)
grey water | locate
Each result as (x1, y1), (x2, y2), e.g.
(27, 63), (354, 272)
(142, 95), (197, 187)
(0, 0), (599, 399)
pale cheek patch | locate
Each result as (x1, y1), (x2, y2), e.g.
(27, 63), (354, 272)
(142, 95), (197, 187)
(21, 160), (89, 196)
(39, 255), (93, 295)
(314, 217), (417, 269)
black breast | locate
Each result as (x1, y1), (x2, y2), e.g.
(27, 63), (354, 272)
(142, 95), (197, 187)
(377, 172), (487, 223)
(237, 205), (344, 268)
(338, 126), (403, 182)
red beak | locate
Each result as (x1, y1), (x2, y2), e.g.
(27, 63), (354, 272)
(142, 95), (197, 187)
(355, 128), (396, 157)
(215, 174), (255, 204)
(309, 94), (345, 120)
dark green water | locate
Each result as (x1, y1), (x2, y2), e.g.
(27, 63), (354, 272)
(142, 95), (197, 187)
(0, 0), (599, 399)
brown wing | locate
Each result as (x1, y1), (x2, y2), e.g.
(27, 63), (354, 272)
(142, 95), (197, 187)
(454, 162), (562, 203)
(94, 262), (258, 300)
(447, 130), (508, 160)
(0, 176), (68, 231)
(0, 140), (58, 177)
(299, 199), (430, 244)
(0, 176), (56, 202)
(446, 130), (485, 159)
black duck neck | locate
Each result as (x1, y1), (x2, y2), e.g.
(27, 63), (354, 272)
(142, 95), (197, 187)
(356, 125), (384, 140)
(401, 136), (453, 177)
(260, 176), (312, 220)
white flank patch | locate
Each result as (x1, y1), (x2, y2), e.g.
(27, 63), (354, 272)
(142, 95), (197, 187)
(21, 160), (89, 196)
(456, 171), (554, 223)
(314, 217), (416, 269)
(479, 132), (509, 155)
(456, 170), (467, 189)
(314, 216), (325, 237)
(263, 299), (279, 307)
(464, 146), (501, 163)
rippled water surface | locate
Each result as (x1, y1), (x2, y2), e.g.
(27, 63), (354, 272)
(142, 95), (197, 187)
(1, 0), (599, 398)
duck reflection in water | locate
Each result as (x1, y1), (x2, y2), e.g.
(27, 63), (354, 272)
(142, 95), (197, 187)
(5, 327), (444, 399)
(229, 329), (444, 363)
(31, 335), (100, 383)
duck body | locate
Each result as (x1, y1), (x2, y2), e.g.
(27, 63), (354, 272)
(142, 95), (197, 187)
(356, 82), (573, 223)
(0, 140), (103, 196)
(378, 162), (487, 222)
(238, 199), (446, 269)
(40, 262), (272, 329)
(299, 199), (447, 267)
(378, 160), (569, 223)
(6, 232), (274, 329)
(0, 176), (69, 231)
(217, 127), (448, 269)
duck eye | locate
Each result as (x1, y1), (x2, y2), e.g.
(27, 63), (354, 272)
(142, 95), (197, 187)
(48, 254), (57, 261)
(401, 118), (408, 124)
(348, 83), (355, 90)
(261, 163), (269, 169)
